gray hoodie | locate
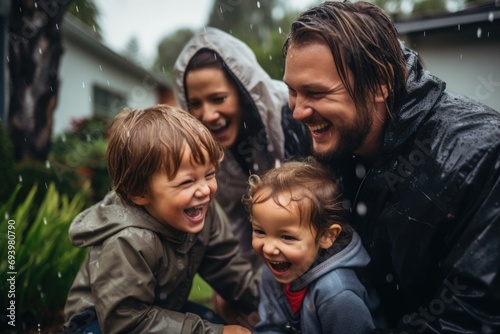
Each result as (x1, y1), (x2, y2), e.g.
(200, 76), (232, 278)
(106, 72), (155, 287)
(173, 27), (311, 269)
(255, 232), (375, 333)
(63, 191), (259, 334)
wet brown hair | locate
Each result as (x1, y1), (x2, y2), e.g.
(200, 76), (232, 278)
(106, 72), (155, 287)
(243, 157), (352, 245)
(106, 104), (224, 205)
(283, 0), (408, 115)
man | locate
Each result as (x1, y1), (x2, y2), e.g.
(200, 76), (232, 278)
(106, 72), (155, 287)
(283, 1), (500, 333)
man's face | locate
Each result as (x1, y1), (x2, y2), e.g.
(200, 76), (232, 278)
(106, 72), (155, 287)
(284, 41), (378, 160)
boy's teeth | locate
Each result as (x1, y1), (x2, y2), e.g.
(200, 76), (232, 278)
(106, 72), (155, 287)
(185, 206), (203, 218)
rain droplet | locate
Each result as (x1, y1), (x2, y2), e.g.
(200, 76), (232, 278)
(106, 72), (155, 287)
(457, 24), (460, 31)
(43, 217), (48, 225)
(253, 163), (259, 171)
(279, 27), (282, 34)
(4, 212), (9, 220)
(45, 160), (51, 169)
(82, 81), (86, 88)
(488, 12), (494, 22)
(423, 31), (426, 37)
(477, 27), (482, 38)
(18, 175), (23, 183)
(58, 272), (62, 278)
(386, 273), (394, 283)
(159, 292), (168, 300)
(257, 1), (260, 8)
(355, 164), (366, 179)
(356, 202), (368, 216)
(99, 65), (103, 71)
(38, 48), (42, 54)
(56, 23), (59, 30)
(269, 55), (273, 60)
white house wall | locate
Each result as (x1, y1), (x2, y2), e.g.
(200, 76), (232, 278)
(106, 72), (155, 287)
(55, 36), (159, 134)
(400, 26), (500, 112)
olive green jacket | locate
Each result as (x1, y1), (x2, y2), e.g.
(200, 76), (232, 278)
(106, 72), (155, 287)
(64, 191), (259, 334)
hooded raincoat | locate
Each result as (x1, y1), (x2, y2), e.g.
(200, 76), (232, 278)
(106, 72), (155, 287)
(255, 232), (375, 334)
(63, 192), (259, 334)
(330, 45), (500, 333)
(173, 27), (311, 269)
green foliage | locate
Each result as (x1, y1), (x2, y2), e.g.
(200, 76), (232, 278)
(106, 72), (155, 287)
(413, 0), (447, 16)
(1, 122), (85, 211)
(0, 182), (90, 327)
(188, 274), (213, 308)
(67, 0), (102, 39)
(50, 115), (112, 205)
(153, 28), (194, 79)
(0, 123), (16, 204)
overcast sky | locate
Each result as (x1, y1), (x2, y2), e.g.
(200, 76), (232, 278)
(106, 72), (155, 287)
(92, 0), (316, 67)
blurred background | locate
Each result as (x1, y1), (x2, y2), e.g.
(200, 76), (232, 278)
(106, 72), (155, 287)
(0, 0), (499, 332)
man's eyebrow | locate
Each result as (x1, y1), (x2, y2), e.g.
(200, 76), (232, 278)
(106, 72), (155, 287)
(284, 82), (327, 90)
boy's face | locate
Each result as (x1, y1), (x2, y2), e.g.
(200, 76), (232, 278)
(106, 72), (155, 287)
(251, 193), (332, 284)
(131, 145), (217, 234)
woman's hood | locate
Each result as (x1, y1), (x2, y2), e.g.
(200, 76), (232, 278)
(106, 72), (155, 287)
(173, 27), (286, 159)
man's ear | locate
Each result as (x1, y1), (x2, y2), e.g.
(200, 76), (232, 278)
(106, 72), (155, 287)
(129, 194), (150, 206)
(318, 224), (342, 249)
(374, 84), (389, 103)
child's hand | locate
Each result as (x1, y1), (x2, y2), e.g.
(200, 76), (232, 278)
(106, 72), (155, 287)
(222, 325), (252, 334)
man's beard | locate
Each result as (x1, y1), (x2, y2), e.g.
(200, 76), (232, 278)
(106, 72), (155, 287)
(312, 110), (372, 163)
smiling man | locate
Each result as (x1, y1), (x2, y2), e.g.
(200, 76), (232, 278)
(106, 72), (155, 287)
(283, 1), (500, 333)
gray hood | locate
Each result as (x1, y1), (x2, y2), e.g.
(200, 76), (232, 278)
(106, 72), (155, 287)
(173, 27), (286, 160)
(69, 191), (188, 248)
(291, 232), (370, 291)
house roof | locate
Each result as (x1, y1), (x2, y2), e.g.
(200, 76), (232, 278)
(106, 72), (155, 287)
(62, 14), (170, 88)
(395, 2), (500, 34)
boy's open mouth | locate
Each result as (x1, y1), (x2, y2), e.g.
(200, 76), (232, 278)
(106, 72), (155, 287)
(184, 205), (204, 218)
(268, 260), (291, 272)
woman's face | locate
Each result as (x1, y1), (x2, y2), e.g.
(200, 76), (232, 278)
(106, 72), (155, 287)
(185, 67), (243, 149)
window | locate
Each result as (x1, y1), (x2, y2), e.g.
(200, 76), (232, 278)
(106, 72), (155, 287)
(93, 85), (127, 117)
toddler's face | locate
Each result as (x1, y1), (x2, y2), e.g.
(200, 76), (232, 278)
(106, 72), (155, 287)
(251, 194), (325, 284)
(132, 145), (217, 234)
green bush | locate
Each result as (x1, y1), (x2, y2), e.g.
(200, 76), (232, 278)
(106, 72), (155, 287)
(50, 115), (112, 204)
(0, 123), (16, 204)
(0, 182), (90, 330)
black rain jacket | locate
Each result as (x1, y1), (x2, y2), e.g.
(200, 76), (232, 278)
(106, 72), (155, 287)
(330, 45), (500, 333)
